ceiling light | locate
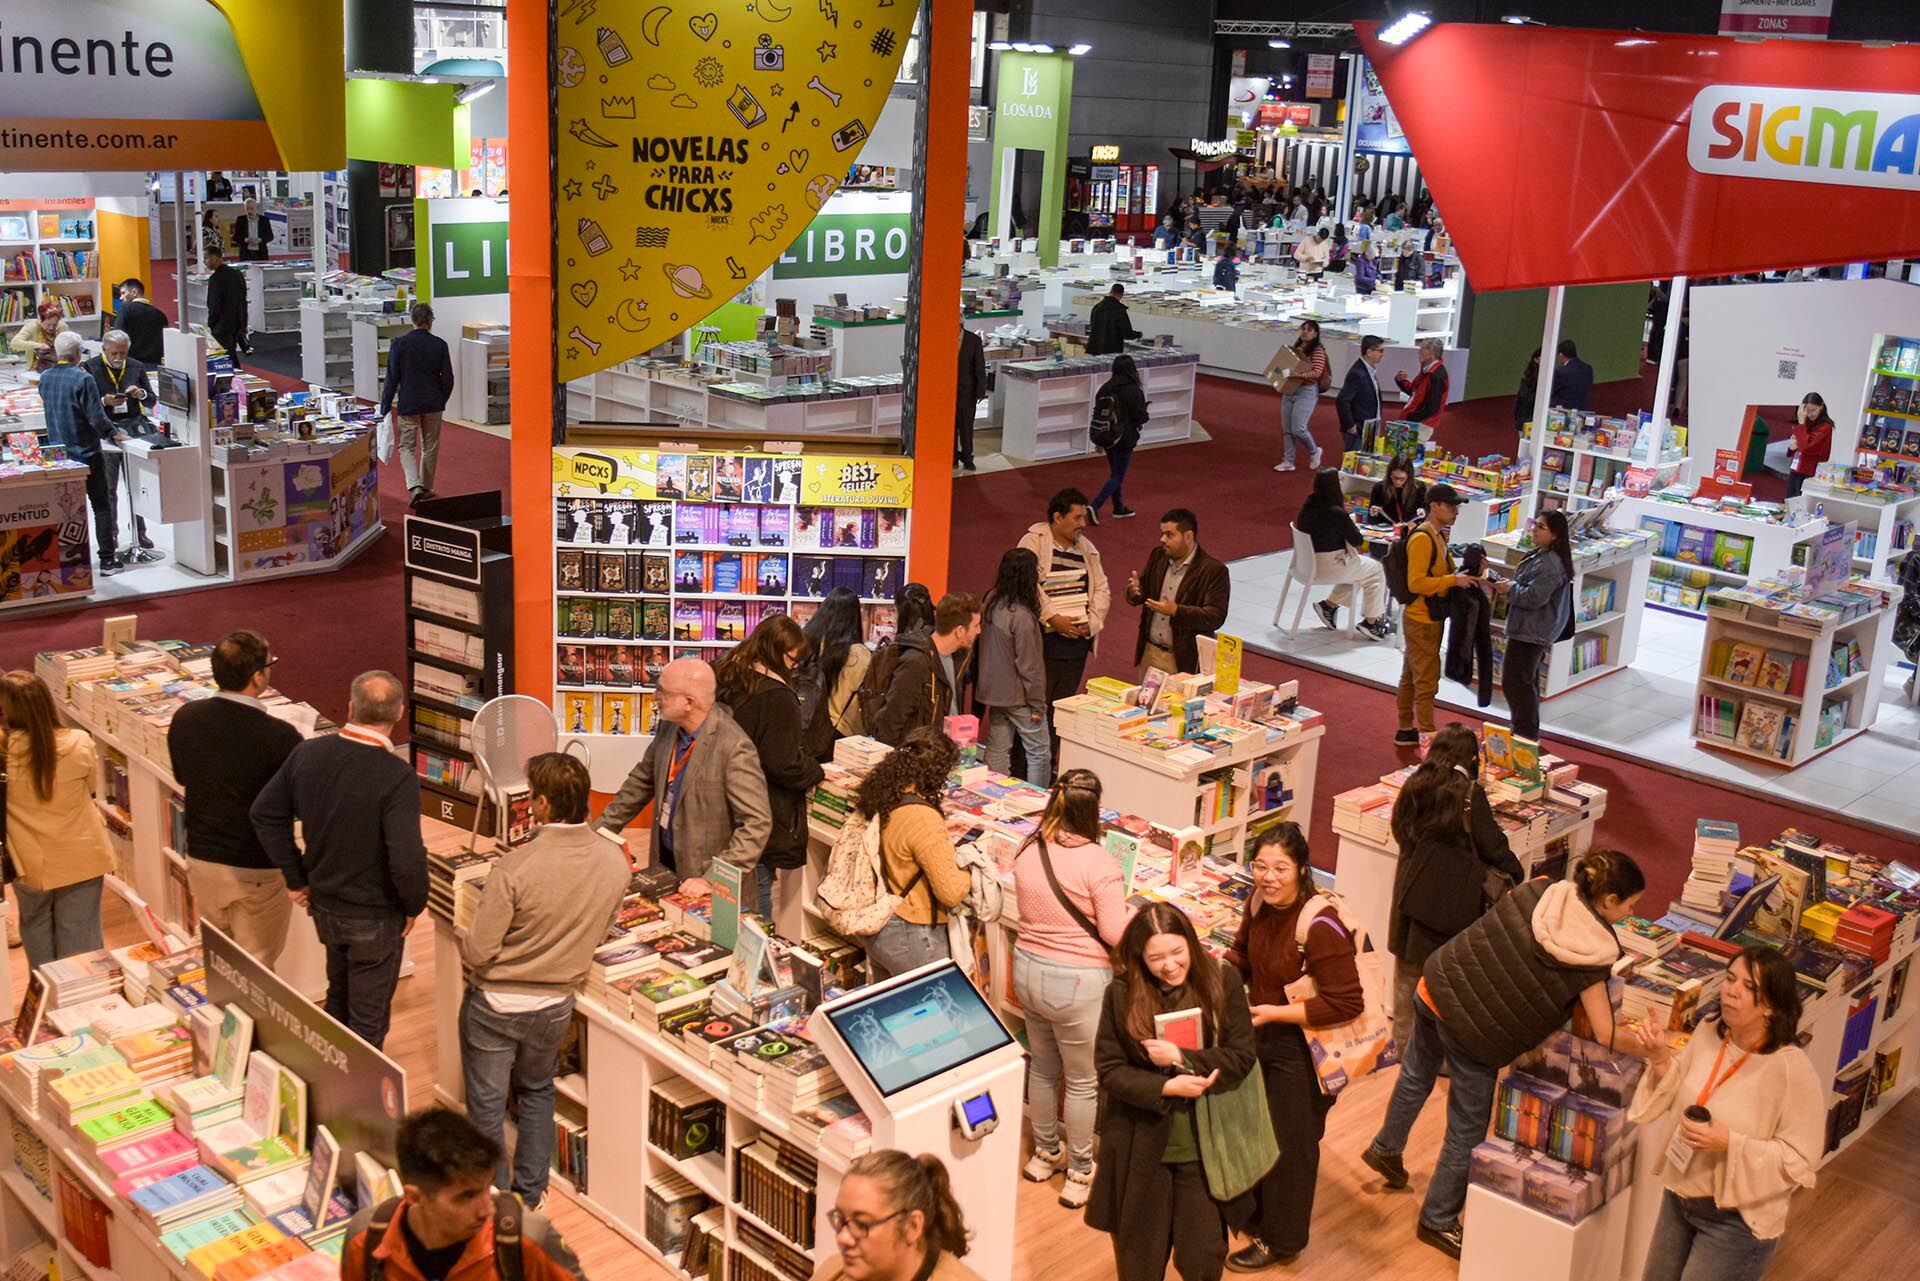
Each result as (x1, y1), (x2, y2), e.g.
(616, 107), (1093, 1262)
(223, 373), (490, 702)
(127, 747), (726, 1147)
(456, 81), (495, 104)
(1068, 43), (1092, 56)
(1501, 15), (1531, 24)
(1031, 43), (1054, 54)
(1010, 42), (1033, 53)
(988, 40), (1012, 51)
(1268, 38), (1291, 49)
(1378, 11), (1433, 45)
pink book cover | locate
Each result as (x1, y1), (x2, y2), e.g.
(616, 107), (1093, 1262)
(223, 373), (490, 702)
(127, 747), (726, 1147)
(100, 1129), (196, 1178)
(111, 1152), (200, 1197)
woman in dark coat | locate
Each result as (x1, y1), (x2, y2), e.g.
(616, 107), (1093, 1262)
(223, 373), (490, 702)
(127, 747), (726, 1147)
(713, 614), (823, 918)
(1086, 904), (1257, 1281)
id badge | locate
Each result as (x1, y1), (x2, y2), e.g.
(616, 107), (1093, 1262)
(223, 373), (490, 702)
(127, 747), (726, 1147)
(1663, 1119), (1697, 1175)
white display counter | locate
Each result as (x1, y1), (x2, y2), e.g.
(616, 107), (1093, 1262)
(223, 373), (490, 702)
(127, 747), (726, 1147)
(1609, 495), (1829, 619)
(1795, 478), (1919, 581)
(807, 310), (1025, 378)
(998, 350), (1197, 462)
(567, 361), (903, 438)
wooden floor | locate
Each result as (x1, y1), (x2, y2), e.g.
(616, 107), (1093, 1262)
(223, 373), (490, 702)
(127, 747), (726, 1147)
(23, 899), (1916, 1281)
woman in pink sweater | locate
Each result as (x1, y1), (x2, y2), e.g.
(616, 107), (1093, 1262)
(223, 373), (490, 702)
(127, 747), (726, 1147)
(1012, 769), (1133, 1209)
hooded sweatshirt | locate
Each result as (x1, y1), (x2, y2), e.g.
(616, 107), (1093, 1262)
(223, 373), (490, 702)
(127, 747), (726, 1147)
(1423, 878), (1621, 1069)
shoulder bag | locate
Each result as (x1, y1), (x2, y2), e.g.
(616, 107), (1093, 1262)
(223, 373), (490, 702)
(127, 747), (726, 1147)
(1194, 1051), (1280, 1200)
(1033, 840), (1107, 952)
(1282, 892), (1399, 1094)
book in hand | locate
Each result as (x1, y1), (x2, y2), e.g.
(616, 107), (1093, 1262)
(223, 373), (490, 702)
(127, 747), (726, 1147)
(1153, 1007), (1202, 1053)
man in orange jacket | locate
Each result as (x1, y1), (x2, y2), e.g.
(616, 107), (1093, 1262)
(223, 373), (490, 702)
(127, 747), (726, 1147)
(341, 1109), (584, 1281)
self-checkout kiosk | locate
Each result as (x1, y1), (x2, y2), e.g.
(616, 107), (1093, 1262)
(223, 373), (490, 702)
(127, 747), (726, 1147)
(809, 961), (1025, 1281)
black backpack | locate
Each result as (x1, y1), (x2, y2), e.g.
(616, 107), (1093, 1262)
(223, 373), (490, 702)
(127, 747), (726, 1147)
(1089, 389), (1122, 450)
(1385, 526), (1443, 607)
(362, 1194), (524, 1281)
(855, 637), (907, 740)
(789, 655), (836, 761)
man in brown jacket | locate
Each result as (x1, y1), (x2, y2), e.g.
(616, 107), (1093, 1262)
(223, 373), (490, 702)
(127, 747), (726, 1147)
(595, 658), (771, 888)
(1125, 508), (1231, 676)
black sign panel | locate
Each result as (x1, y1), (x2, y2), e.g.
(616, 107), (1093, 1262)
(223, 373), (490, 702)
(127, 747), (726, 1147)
(404, 516), (483, 584)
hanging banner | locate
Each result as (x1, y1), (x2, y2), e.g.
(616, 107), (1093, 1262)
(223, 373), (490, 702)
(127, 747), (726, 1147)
(1353, 57), (1410, 156)
(1354, 22), (1920, 291)
(1227, 77), (1270, 128)
(0, 0), (344, 172)
(1719, 0), (1832, 39)
(554, 0), (910, 382)
(1306, 54), (1335, 100)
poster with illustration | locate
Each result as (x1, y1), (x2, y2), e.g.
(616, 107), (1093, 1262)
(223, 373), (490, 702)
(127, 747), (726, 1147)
(282, 460), (332, 562)
(0, 477), (91, 602)
(232, 463), (294, 573)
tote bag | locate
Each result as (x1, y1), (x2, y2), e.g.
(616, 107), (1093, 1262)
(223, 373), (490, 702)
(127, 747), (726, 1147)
(1282, 892), (1399, 1095)
(1194, 1062), (1280, 1202)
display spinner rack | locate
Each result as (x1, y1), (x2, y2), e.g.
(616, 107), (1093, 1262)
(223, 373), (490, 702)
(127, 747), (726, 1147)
(1609, 496), (1829, 619)
(0, 200), (102, 334)
(1691, 596), (1897, 768)
(552, 431), (913, 791)
(1795, 478), (1918, 583)
(0, 926), (405, 1281)
(1481, 530), (1654, 700)
(997, 350), (1198, 461)
(404, 497), (515, 830)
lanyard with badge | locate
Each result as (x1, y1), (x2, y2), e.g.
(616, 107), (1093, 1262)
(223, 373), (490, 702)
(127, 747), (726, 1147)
(658, 730), (696, 833)
(1665, 1036), (1750, 1174)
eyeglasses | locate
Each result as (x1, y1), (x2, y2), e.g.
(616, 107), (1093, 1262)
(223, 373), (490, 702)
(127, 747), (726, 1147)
(1248, 862), (1290, 878)
(828, 1208), (905, 1241)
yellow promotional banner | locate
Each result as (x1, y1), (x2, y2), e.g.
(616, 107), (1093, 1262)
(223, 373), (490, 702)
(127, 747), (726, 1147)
(553, 448), (913, 508)
(554, 0), (908, 382)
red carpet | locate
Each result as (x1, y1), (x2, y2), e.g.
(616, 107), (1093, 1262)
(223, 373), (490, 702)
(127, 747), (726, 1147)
(4, 336), (1902, 912)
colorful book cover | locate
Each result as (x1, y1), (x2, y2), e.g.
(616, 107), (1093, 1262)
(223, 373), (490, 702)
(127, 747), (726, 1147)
(672, 601), (704, 642)
(595, 551), (627, 593)
(655, 454), (688, 498)
(605, 647), (638, 686)
(876, 509), (908, 551)
(794, 555), (834, 598)
(674, 503), (707, 544)
(714, 602), (748, 643)
(555, 549), (585, 592)
(1482, 724), (1514, 772)
(685, 455), (714, 499)
(1723, 642), (1765, 685)
(604, 599), (637, 640)
(793, 508), (827, 550)
(725, 504), (759, 547)
(758, 504), (791, 547)
(743, 457), (775, 503)
(862, 558), (901, 601)
(756, 556), (789, 595)
(601, 693), (636, 735)
(712, 455), (744, 501)
(557, 645), (587, 686)
(637, 501), (674, 546)
(710, 552), (746, 594)
(563, 694), (594, 734)
(1753, 650), (1795, 693)
(640, 599), (671, 640)
(640, 645), (669, 685)
(641, 552), (671, 594)
(673, 551), (706, 592)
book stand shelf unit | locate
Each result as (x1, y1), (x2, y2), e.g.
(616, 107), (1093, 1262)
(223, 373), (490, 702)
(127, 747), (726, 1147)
(0, 200), (102, 335)
(1854, 330), (1920, 475)
(1609, 496), (1830, 620)
(997, 351), (1197, 462)
(1691, 600), (1896, 769)
(1481, 531), (1653, 701)
(1795, 479), (1918, 583)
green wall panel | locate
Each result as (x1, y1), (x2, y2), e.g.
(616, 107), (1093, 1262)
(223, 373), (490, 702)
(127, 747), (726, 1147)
(1462, 282), (1651, 403)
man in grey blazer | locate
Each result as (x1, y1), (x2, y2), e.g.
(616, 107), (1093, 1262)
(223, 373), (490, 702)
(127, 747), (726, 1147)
(594, 658), (771, 891)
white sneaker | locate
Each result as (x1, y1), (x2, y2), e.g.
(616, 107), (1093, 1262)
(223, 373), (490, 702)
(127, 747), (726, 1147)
(1059, 1164), (1096, 1208)
(1273, 462), (1296, 472)
(1023, 1147), (1066, 1182)
(1309, 447), (1324, 469)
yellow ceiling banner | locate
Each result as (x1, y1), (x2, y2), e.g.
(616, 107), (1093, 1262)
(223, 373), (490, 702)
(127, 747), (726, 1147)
(555, 0), (908, 382)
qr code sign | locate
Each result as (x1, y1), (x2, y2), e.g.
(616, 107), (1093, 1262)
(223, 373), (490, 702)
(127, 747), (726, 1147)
(1777, 359), (1799, 379)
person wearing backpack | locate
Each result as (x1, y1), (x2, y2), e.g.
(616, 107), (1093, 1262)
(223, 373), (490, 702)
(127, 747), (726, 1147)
(1390, 484), (1482, 748)
(797, 588), (871, 760)
(1011, 770), (1132, 1209)
(340, 1107), (584, 1281)
(1088, 357), (1147, 520)
(1222, 825), (1362, 1270)
(1491, 509), (1574, 741)
(866, 593), (981, 747)
(976, 548), (1051, 786)
(1384, 741), (1523, 1057)
(852, 729), (972, 980)
(714, 616), (824, 918)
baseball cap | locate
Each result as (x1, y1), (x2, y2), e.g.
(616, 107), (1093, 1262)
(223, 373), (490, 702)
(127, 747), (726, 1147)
(1427, 484), (1466, 507)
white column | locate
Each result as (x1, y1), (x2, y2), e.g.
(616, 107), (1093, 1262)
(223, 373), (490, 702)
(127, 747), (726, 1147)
(1334, 57), (1363, 222)
(1527, 284), (1565, 517)
(1650, 275), (1688, 430)
(170, 175), (189, 332)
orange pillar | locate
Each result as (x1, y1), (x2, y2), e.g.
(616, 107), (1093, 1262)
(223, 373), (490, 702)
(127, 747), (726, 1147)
(506, 0), (553, 707)
(906, 0), (973, 596)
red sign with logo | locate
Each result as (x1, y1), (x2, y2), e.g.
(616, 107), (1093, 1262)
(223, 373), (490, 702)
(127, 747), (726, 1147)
(1354, 22), (1920, 290)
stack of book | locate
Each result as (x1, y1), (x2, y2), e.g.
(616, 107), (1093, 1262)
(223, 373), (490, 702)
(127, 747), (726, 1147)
(55, 1168), (112, 1269)
(426, 848), (497, 928)
(1472, 1031), (1644, 1224)
(41, 951), (124, 1010)
(112, 1024), (195, 1085)
(1040, 566), (1090, 628)
(99, 1129), (200, 1194)
(157, 1207), (266, 1265)
(159, 1075), (246, 1139)
(1836, 904), (1897, 966)
(642, 1168), (711, 1257)
(629, 972), (713, 1033)
(47, 1061), (144, 1125)
(791, 1094), (871, 1160)
(733, 1135), (817, 1249)
(1675, 820), (1740, 928)
(650, 1078), (725, 1161)
(129, 1164), (246, 1233)
(1615, 917), (1679, 960)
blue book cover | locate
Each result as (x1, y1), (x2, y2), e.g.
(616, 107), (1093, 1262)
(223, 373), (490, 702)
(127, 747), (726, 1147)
(673, 552), (705, 592)
(710, 552), (746, 594)
(833, 556), (866, 594)
(758, 505), (791, 547)
(726, 505), (759, 547)
(131, 1164), (230, 1216)
(794, 555), (834, 598)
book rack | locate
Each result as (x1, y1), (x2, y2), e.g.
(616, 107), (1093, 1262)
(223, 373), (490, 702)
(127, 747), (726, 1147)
(1692, 600), (1896, 768)
(1610, 495), (1829, 619)
(0, 201), (102, 336)
(1795, 478), (1919, 584)
(1481, 531), (1653, 701)
(997, 352), (1197, 462)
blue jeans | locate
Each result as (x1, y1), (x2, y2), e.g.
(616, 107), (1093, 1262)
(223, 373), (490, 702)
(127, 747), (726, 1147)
(1280, 383), (1320, 465)
(986, 705), (1051, 786)
(311, 907), (406, 1049)
(1642, 1192), (1779, 1281)
(13, 878), (104, 974)
(754, 863), (776, 919)
(460, 988), (576, 1202)
(1013, 950), (1109, 1174)
(1092, 446), (1133, 512)
(1367, 998), (1501, 1231)
(866, 916), (950, 981)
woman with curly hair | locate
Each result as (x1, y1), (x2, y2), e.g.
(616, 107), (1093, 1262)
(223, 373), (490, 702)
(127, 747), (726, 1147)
(853, 727), (967, 979)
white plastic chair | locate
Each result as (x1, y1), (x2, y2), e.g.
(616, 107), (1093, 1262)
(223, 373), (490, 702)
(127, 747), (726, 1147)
(467, 695), (591, 850)
(1271, 525), (1360, 639)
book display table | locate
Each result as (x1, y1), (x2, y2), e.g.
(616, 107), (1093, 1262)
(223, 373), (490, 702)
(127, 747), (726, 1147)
(1794, 477), (1919, 582)
(565, 360), (904, 439)
(997, 348), (1196, 461)
(1460, 1183), (1630, 1281)
(1609, 495), (1828, 619)
(0, 462), (94, 613)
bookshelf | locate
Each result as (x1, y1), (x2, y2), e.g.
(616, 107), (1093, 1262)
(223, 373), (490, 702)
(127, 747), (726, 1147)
(297, 300), (353, 389)
(242, 263), (301, 336)
(404, 498), (515, 830)
(456, 328), (511, 426)
(566, 360), (905, 439)
(1526, 411), (1690, 517)
(1794, 479), (1918, 582)
(1854, 331), (1920, 470)
(350, 316), (412, 404)
(1691, 596), (1897, 768)
(1610, 496), (1829, 619)
(998, 350), (1197, 462)
(1481, 529), (1654, 701)
(0, 201), (102, 336)
(553, 433), (913, 791)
